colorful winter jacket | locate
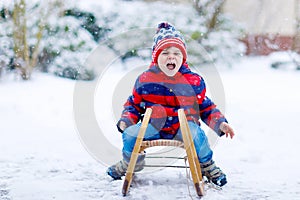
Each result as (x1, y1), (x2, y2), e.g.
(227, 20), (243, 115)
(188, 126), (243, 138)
(118, 63), (228, 138)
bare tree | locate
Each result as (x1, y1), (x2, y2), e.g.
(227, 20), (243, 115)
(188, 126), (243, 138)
(12, 0), (62, 80)
(13, 0), (30, 79)
(193, 0), (226, 36)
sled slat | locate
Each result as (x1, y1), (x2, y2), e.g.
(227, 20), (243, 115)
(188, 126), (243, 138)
(122, 108), (152, 196)
(178, 109), (205, 197)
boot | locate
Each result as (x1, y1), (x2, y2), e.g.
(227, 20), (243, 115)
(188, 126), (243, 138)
(201, 160), (227, 187)
(107, 159), (145, 180)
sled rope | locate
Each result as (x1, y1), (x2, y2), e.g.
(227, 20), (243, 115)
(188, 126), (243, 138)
(184, 156), (195, 200)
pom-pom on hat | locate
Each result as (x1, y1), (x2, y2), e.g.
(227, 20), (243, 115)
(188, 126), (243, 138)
(152, 22), (187, 65)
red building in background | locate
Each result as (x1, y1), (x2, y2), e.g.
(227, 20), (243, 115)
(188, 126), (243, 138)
(223, 0), (298, 55)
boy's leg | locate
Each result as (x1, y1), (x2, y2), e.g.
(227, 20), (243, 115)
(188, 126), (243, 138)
(107, 123), (160, 180)
(122, 123), (160, 163)
(175, 122), (213, 163)
(175, 122), (227, 187)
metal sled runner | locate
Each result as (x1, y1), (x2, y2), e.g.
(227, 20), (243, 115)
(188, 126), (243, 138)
(122, 108), (205, 197)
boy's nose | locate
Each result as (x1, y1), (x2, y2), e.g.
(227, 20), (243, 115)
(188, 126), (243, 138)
(167, 56), (175, 61)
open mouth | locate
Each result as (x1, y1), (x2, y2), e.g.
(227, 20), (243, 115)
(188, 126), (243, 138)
(166, 63), (176, 70)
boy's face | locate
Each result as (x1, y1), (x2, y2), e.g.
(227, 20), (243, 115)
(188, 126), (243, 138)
(157, 46), (183, 77)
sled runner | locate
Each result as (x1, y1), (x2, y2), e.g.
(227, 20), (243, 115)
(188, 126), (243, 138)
(122, 108), (205, 197)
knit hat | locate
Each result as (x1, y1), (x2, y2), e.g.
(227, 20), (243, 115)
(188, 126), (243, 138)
(152, 22), (187, 65)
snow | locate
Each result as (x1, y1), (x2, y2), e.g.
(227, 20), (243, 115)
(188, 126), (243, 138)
(1, 55), (300, 200)
(1, 0), (300, 199)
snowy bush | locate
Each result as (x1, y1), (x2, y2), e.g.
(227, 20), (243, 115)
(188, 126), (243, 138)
(41, 13), (98, 80)
(0, 7), (14, 77)
(1, 0), (247, 80)
(83, 0), (246, 68)
(0, 2), (100, 80)
(0, 36), (14, 77)
(200, 15), (246, 66)
(269, 51), (300, 71)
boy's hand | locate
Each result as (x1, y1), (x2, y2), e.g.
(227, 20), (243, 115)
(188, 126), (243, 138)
(119, 121), (127, 132)
(220, 122), (235, 139)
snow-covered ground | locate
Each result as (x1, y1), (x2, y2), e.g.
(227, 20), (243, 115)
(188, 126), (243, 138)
(1, 55), (300, 200)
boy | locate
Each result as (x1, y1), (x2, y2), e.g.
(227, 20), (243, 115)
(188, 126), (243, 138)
(107, 22), (234, 187)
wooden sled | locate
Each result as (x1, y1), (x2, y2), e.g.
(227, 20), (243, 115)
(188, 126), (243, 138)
(122, 108), (205, 197)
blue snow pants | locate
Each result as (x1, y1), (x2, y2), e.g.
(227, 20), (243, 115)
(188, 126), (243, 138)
(122, 122), (213, 164)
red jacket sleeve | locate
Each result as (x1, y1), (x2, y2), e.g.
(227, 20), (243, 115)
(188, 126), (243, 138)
(198, 77), (227, 136)
(117, 77), (144, 131)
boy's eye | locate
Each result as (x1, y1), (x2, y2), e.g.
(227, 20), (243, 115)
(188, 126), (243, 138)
(161, 51), (182, 56)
